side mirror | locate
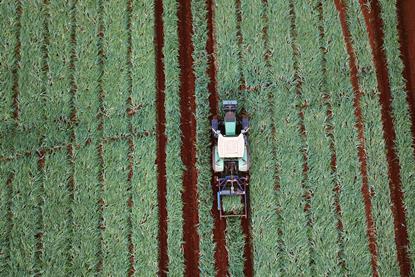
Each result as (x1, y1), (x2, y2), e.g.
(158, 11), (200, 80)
(241, 117), (249, 131)
(211, 118), (218, 130)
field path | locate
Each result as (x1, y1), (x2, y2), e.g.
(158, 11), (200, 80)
(154, 0), (168, 275)
(177, 0), (200, 275)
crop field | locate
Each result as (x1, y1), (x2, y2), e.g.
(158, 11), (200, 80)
(0, 0), (415, 276)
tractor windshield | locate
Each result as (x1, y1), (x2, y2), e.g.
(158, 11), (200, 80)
(224, 111), (236, 136)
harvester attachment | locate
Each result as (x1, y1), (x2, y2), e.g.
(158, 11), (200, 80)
(211, 100), (250, 218)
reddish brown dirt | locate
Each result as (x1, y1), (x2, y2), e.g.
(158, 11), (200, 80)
(206, 0), (229, 275)
(177, 0), (200, 275)
(126, 0), (135, 275)
(235, 0), (245, 91)
(66, 0), (78, 271)
(333, 0), (378, 275)
(96, 142), (105, 274)
(154, 0), (168, 275)
(358, 1), (411, 275)
(5, 173), (15, 264)
(12, 0), (22, 123)
(206, 0), (219, 117)
(66, 143), (75, 269)
(96, 0), (105, 272)
(397, 0), (415, 155)
(35, 149), (46, 276)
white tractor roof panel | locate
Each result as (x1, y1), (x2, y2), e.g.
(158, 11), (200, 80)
(218, 134), (245, 158)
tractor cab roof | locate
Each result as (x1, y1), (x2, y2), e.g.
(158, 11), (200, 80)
(217, 134), (245, 158)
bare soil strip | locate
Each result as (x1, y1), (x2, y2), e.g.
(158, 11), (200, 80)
(235, 0), (245, 93)
(317, 1), (346, 270)
(206, 0), (229, 275)
(397, 0), (415, 152)
(333, 0), (378, 275)
(289, 0), (315, 273)
(206, 0), (219, 117)
(12, 0), (22, 123)
(5, 173), (15, 266)
(126, 0), (135, 275)
(357, 1), (411, 274)
(67, 0), (78, 272)
(35, 149), (46, 277)
(96, 0), (105, 272)
(154, 0), (168, 274)
(177, 0), (200, 275)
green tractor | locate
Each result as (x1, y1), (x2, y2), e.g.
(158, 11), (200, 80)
(211, 100), (250, 218)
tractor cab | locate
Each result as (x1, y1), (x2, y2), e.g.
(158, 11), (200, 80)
(211, 100), (250, 218)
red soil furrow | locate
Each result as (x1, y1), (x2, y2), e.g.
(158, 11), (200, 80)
(96, 0), (105, 272)
(35, 149), (46, 276)
(358, 1), (411, 274)
(96, 142), (105, 274)
(66, 144), (75, 268)
(206, 0), (219, 117)
(154, 0), (168, 275)
(126, 0), (135, 275)
(397, 0), (415, 154)
(5, 173), (15, 264)
(235, 0), (246, 92)
(177, 0), (200, 275)
(127, 138), (135, 277)
(66, 0), (78, 271)
(333, 0), (378, 275)
(11, 0), (22, 123)
(206, 0), (229, 275)
(69, 0), (78, 142)
(317, 1), (346, 270)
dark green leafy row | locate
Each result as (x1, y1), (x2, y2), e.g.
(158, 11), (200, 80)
(191, 0), (216, 274)
(324, 0), (370, 274)
(1, 157), (39, 275)
(295, 0), (339, 274)
(70, 1), (100, 274)
(102, 0), (128, 137)
(163, 0), (184, 274)
(0, 0), (17, 124)
(242, 0), (283, 275)
(13, 1), (44, 153)
(130, 0), (158, 274)
(268, 0), (311, 274)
